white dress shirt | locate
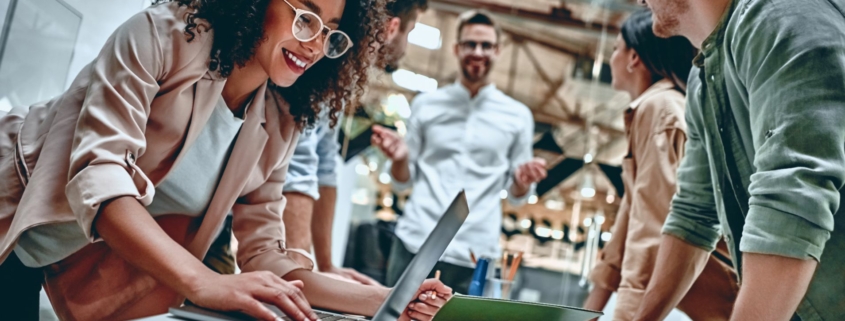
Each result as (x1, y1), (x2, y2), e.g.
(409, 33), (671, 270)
(393, 82), (535, 268)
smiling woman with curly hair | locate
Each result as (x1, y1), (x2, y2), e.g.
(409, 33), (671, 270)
(0, 1), (450, 320)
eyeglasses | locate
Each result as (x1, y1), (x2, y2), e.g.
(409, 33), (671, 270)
(458, 41), (498, 54)
(283, 0), (353, 59)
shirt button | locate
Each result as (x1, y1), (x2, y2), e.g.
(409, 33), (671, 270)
(710, 75), (716, 81)
(719, 127), (724, 132)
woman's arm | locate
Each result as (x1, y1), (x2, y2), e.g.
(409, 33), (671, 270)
(284, 270), (388, 315)
(285, 270), (451, 320)
(96, 196), (319, 321)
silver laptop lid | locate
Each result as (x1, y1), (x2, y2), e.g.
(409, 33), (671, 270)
(372, 191), (470, 321)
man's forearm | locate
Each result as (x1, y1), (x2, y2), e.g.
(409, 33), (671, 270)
(282, 192), (316, 251)
(390, 158), (411, 184)
(633, 234), (710, 321)
(730, 253), (816, 321)
(583, 286), (613, 312)
(312, 186), (337, 270)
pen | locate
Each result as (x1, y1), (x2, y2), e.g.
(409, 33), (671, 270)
(470, 250), (477, 265)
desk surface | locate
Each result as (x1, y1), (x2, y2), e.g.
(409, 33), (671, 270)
(133, 314), (179, 321)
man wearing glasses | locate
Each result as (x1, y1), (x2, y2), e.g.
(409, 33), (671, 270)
(630, 0), (845, 320)
(372, 10), (547, 294)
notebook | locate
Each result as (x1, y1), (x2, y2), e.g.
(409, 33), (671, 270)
(432, 294), (602, 321)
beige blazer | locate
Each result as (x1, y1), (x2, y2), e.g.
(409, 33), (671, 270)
(588, 80), (738, 320)
(0, 3), (304, 320)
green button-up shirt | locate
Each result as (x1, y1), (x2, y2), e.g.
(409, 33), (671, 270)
(662, 0), (845, 319)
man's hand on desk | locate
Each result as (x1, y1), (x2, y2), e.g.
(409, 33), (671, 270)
(371, 125), (408, 162)
(400, 279), (454, 321)
(187, 272), (319, 321)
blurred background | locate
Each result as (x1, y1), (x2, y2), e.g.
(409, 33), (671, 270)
(0, 0), (690, 320)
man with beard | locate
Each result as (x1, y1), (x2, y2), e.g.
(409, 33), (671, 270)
(630, 0), (845, 320)
(202, 0), (430, 285)
(371, 10), (547, 294)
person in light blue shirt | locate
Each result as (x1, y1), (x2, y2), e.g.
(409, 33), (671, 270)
(372, 10), (548, 294)
(279, 111), (381, 285)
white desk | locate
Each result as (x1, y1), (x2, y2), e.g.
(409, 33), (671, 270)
(132, 313), (181, 321)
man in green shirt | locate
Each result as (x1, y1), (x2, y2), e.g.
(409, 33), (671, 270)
(633, 0), (845, 320)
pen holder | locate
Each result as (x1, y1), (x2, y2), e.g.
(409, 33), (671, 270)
(483, 278), (515, 300)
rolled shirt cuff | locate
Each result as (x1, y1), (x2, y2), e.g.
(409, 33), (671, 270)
(391, 176), (413, 194)
(316, 172), (337, 188)
(662, 211), (721, 252)
(239, 247), (308, 279)
(507, 183), (534, 206)
(740, 205), (830, 261)
(282, 178), (320, 200)
(65, 162), (153, 240)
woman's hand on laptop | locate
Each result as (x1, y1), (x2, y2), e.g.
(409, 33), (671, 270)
(400, 279), (453, 321)
(187, 272), (320, 321)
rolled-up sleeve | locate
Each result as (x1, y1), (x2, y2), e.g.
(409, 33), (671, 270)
(663, 80), (722, 252)
(64, 10), (165, 240)
(315, 125), (339, 188)
(731, 1), (845, 261)
(234, 139), (304, 277)
(505, 107), (536, 206)
(284, 126), (321, 200)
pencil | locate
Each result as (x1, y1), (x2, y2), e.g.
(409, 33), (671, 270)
(470, 250), (477, 265)
(507, 252), (524, 282)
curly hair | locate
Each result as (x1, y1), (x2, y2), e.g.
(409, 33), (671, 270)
(152, 0), (387, 128)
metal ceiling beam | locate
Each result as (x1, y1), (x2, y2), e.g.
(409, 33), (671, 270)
(429, 0), (621, 34)
(520, 44), (572, 117)
(560, 0), (644, 13)
(533, 110), (624, 137)
(507, 28), (583, 57)
(427, 0), (597, 57)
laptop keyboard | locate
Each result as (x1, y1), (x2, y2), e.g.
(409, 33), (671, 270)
(275, 311), (365, 321)
(317, 312), (366, 321)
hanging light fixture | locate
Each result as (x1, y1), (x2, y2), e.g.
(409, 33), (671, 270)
(580, 171), (596, 199)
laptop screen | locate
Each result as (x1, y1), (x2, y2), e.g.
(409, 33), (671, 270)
(371, 191), (469, 321)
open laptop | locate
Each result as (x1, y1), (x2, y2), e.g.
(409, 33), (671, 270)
(169, 191), (470, 321)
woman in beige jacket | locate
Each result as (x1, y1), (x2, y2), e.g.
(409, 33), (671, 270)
(582, 10), (738, 321)
(0, 1), (449, 320)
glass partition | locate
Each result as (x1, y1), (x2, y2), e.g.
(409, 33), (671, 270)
(0, 0), (81, 111)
